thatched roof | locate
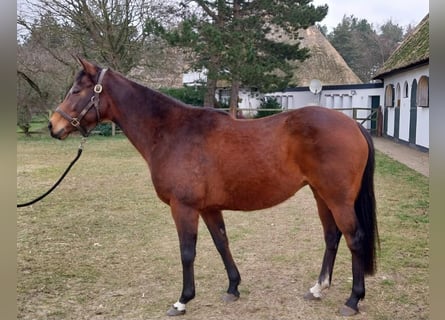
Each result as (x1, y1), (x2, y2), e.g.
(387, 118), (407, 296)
(289, 26), (362, 86)
(373, 14), (429, 79)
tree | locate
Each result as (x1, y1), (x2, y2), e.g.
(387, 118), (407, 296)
(378, 20), (404, 61)
(17, 12), (78, 133)
(158, 0), (327, 116)
(328, 15), (374, 82)
(327, 15), (405, 82)
(17, 0), (159, 73)
(317, 23), (329, 37)
(17, 0), (172, 129)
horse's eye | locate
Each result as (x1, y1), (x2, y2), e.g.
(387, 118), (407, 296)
(71, 88), (81, 94)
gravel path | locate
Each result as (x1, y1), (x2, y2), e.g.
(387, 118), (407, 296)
(372, 137), (429, 177)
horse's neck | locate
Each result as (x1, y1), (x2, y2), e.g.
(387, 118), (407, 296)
(107, 73), (180, 162)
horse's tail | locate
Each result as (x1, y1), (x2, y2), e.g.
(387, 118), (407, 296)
(355, 124), (379, 275)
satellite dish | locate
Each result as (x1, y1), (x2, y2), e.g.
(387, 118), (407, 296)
(309, 79), (322, 94)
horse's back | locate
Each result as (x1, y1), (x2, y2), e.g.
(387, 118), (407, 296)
(284, 106), (363, 138)
(283, 106), (367, 155)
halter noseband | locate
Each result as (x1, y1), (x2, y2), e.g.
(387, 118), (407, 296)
(55, 68), (108, 137)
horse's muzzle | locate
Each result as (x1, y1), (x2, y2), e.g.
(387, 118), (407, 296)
(48, 121), (65, 140)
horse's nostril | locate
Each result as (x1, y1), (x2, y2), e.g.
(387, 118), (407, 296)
(48, 122), (53, 130)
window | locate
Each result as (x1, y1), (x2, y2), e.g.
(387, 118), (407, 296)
(417, 76), (429, 107)
(342, 94), (352, 108)
(333, 94), (342, 108)
(384, 84), (394, 107)
(403, 81), (409, 98)
(396, 83), (401, 107)
(325, 95), (333, 108)
(218, 89), (230, 105)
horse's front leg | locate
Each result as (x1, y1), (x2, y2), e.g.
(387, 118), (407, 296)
(166, 199), (200, 316)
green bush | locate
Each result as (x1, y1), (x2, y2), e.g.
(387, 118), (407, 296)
(95, 123), (113, 136)
(159, 86), (206, 106)
(255, 97), (282, 118)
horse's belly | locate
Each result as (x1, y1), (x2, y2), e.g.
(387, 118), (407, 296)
(219, 175), (305, 211)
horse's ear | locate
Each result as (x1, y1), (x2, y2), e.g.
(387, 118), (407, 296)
(75, 55), (98, 76)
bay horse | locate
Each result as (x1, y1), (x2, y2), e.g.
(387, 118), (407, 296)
(48, 57), (379, 317)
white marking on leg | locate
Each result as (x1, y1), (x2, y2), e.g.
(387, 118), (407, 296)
(309, 273), (331, 298)
(173, 301), (186, 311)
(309, 282), (323, 298)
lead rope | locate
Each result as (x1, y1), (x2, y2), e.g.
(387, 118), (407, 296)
(17, 138), (87, 208)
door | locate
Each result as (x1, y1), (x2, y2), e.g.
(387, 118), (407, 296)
(409, 79), (418, 144)
(383, 105), (388, 137)
(383, 84), (394, 137)
(394, 105), (400, 139)
(370, 96), (380, 135)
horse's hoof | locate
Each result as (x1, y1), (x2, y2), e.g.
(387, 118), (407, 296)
(339, 305), (358, 316)
(166, 306), (186, 316)
(303, 291), (321, 301)
(222, 293), (239, 303)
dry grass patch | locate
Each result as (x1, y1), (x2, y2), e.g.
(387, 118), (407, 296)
(17, 135), (428, 319)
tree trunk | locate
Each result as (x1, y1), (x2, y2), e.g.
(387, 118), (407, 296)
(228, 1), (242, 118)
(229, 80), (240, 118)
(204, 78), (217, 107)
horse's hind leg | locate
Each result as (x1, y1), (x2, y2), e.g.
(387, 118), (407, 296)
(201, 209), (241, 302)
(328, 204), (366, 316)
(338, 216), (366, 316)
(304, 188), (342, 300)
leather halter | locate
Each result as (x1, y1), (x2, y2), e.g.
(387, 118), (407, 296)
(55, 68), (108, 137)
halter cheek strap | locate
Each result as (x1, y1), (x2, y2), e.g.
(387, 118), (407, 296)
(55, 68), (108, 137)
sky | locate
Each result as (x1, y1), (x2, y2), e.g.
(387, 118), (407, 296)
(17, 0), (429, 38)
(311, 0), (429, 32)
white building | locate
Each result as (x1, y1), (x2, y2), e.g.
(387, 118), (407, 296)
(372, 14), (429, 150)
(265, 82), (383, 131)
